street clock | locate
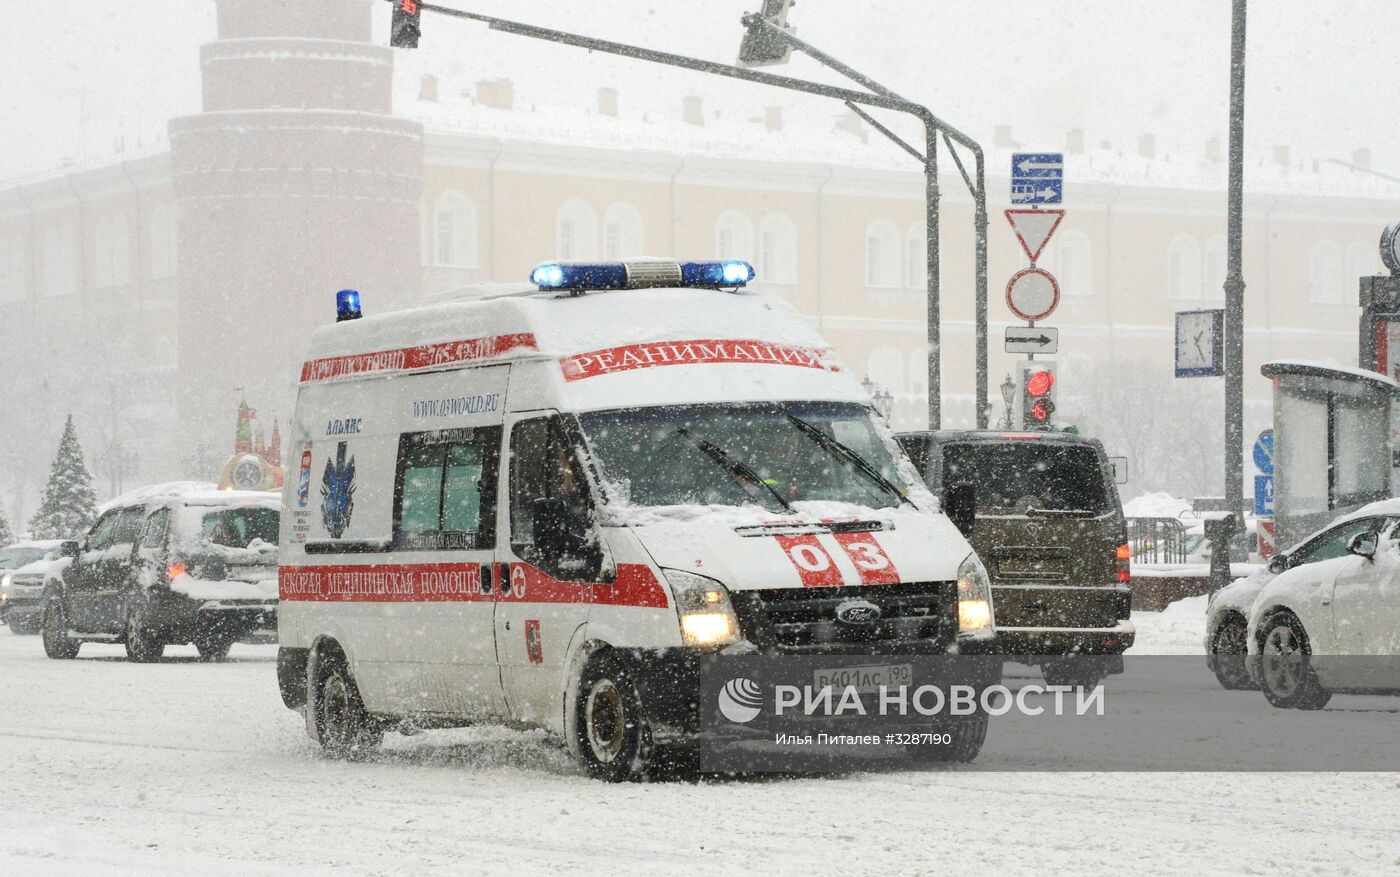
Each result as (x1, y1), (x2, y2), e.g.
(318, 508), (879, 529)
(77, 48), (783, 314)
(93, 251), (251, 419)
(1175, 309), (1224, 377)
(1381, 221), (1400, 275)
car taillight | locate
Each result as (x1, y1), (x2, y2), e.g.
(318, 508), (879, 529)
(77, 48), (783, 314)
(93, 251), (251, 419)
(1115, 544), (1131, 583)
(168, 561), (187, 581)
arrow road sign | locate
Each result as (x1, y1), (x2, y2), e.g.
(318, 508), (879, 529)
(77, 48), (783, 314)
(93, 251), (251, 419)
(1254, 475), (1275, 516)
(1006, 267), (1060, 322)
(1252, 429), (1275, 475)
(1011, 152), (1063, 205)
(1005, 326), (1059, 354)
(1005, 209), (1065, 262)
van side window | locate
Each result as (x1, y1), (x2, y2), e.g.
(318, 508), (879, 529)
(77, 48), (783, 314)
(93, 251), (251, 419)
(392, 427), (501, 550)
(111, 506), (144, 547)
(509, 416), (594, 564)
(140, 508), (170, 549)
(85, 511), (121, 551)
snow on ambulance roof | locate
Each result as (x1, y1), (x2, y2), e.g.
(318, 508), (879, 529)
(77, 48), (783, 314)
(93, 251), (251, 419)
(99, 482), (278, 514)
(299, 285), (867, 410)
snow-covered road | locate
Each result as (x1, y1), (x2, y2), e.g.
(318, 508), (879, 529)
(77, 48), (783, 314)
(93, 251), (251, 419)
(1, 610), (1397, 876)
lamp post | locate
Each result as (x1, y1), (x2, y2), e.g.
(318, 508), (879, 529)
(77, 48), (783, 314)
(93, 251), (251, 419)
(863, 376), (895, 421)
(999, 374), (1016, 430)
(1223, 0), (1248, 559)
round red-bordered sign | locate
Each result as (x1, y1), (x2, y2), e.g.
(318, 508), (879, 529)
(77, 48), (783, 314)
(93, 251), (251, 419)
(1005, 267), (1060, 322)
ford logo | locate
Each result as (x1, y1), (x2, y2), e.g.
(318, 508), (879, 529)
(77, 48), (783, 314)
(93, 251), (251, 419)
(835, 599), (881, 626)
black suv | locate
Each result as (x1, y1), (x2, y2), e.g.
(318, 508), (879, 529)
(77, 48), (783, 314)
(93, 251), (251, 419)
(42, 485), (280, 662)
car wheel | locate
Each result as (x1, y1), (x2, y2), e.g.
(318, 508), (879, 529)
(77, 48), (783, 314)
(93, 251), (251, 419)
(906, 712), (989, 764)
(313, 655), (381, 760)
(1259, 613), (1331, 710)
(8, 617), (38, 636)
(575, 652), (653, 782)
(41, 595), (80, 660)
(1210, 619), (1253, 690)
(1041, 660), (1107, 690)
(124, 603), (166, 663)
(194, 634), (235, 662)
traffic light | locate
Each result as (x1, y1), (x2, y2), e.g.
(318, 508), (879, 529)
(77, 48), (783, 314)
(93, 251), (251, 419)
(1019, 361), (1057, 430)
(737, 1), (796, 68)
(391, 0), (421, 49)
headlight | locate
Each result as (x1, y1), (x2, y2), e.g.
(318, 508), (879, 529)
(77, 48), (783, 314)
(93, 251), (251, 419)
(663, 569), (741, 647)
(956, 553), (995, 637)
(0, 572), (11, 590)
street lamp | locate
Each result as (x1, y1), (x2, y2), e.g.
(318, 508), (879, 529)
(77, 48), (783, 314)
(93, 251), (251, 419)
(862, 376), (894, 421)
(999, 374), (1016, 429)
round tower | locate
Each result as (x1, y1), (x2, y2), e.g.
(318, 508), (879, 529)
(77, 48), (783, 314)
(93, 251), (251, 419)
(169, 0), (422, 459)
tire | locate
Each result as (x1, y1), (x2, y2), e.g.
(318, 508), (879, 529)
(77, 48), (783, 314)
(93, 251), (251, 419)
(1209, 619), (1253, 690)
(907, 712), (989, 764)
(575, 652), (653, 782)
(124, 602), (166, 663)
(195, 635), (235, 662)
(41, 595), (80, 660)
(1258, 613), (1332, 710)
(9, 616), (40, 636)
(313, 654), (382, 760)
(1041, 661), (1107, 690)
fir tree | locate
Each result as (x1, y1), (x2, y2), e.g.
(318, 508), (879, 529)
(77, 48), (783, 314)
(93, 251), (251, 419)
(0, 503), (14, 546)
(28, 416), (99, 540)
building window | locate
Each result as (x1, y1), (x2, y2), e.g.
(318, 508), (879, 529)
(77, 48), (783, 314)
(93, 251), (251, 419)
(433, 191), (478, 268)
(557, 199), (599, 261)
(758, 213), (797, 283)
(602, 202), (644, 260)
(715, 210), (754, 262)
(149, 204), (178, 280)
(1167, 233), (1201, 300)
(1308, 240), (1343, 305)
(0, 236), (26, 303)
(1054, 229), (1093, 298)
(906, 225), (925, 289)
(865, 220), (899, 288)
(1203, 234), (1226, 301)
(41, 226), (77, 297)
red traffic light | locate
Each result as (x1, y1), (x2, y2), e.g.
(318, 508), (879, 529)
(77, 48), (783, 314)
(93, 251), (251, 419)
(1026, 369), (1055, 397)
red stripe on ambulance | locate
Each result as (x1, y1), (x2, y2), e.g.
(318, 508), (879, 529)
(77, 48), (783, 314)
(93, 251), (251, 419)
(299, 332), (538, 383)
(774, 534), (845, 587)
(559, 338), (841, 382)
(832, 532), (901, 585)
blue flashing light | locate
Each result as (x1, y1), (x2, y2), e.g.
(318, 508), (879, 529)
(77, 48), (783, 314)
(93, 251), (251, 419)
(529, 259), (756, 292)
(335, 289), (362, 322)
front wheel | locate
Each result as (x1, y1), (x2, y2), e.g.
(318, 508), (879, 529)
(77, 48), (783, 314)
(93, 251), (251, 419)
(906, 712), (989, 764)
(575, 652), (653, 782)
(1259, 613), (1331, 710)
(195, 634), (235, 662)
(1041, 660), (1107, 690)
(41, 595), (80, 660)
(1210, 619), (1253, 690)
(8, 616), (40, 636)
(313, 656), (382, 760)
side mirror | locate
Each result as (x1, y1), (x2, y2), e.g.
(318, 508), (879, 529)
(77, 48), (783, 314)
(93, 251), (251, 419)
(944, 483), (976, 539)
(1266, 554), (1289, 574)
(531, 496), (592, 559)
(60, 541), (80, 558)
(1348, 531), (1380, 561)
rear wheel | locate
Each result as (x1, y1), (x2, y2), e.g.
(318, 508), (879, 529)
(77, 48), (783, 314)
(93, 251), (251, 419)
(1259, 613), (1331, 710)
(1210, 618), (1252, 690)
(195, 634), (235, 662)
(575, 652), (652, 782)
(124, 603), (166, 663)
(313, 655), (381, 760)
(41, 595), (80, 660)
(906, 712), (988, 764)
(1041, 660), (1107, 690)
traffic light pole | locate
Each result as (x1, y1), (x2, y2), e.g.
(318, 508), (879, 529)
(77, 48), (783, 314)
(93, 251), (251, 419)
(388, 1), (988, 431)
(1224, 0), (1248, 559)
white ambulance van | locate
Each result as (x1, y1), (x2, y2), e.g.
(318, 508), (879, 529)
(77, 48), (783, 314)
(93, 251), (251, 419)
(277, 259), (995, 779)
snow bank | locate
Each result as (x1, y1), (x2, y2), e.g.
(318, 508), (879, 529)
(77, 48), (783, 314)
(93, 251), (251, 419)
(1122, 492), (1191, 519)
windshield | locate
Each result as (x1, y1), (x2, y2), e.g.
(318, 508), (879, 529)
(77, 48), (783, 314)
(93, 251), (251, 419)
(942, 442), (1112, 514)
(0, 547), (48, 570)
(196, 507), (280, 549)
(577, 402), (905, 512)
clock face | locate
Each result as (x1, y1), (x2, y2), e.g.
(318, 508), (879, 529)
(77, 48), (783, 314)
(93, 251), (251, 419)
(1176, 311), (1220, 373)
(1382, 222), (1400, 274)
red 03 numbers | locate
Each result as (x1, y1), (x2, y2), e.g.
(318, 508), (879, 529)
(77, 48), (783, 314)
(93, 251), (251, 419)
(775, 533), (901, 587)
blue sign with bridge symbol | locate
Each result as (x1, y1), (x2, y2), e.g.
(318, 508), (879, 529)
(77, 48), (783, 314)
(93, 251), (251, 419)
(1254, 475), (1275, 517)
(1011, 152), (1063, 204)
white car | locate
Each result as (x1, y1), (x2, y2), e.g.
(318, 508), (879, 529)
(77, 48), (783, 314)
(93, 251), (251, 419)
(1245, 499), (1400, 709)
(0, 540), (66, 634)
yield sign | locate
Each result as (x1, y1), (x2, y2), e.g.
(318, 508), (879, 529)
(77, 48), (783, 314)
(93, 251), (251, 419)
(1005, 208), (1065, 263)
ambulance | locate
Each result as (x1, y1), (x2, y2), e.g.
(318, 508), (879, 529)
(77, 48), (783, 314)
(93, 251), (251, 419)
(277, 259), (996, 779)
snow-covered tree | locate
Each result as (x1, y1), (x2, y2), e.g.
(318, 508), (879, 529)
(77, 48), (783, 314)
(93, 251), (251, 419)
(0, 503), (14, 546)
(28, 416), (99, 540)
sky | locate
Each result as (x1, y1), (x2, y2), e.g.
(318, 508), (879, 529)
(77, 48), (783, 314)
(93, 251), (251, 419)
(2, 1), (1398, 183)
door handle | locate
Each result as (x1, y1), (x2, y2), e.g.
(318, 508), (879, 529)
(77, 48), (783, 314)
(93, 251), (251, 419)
(480, 564), (493, 594)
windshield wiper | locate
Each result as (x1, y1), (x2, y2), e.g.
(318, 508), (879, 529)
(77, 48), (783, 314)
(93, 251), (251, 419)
(675, 427), (794, 513)
(1025, 506), (1100, 518)
(782, 412), (912, 508)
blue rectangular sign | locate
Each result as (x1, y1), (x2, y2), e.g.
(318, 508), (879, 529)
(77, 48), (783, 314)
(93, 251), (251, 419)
(1254, 475), (1275, 517)
(1011, 152), (1064, 204)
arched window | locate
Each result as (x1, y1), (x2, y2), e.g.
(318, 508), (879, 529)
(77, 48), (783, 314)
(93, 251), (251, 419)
(1308, 240), (1342, 305)
(603, 202), (644, 260)
(1202, 234), (1226, 301)
(906, 225), (925, 289)
(1054, 229), (1093, 298)
(715, 210), (754, 262)
(93, 217), (113, 288)
(1345, 241), (1377, 291)
(111, 214), (130, 286)
(1167, 233), (1201, 299)
(0, 236), (26, 303)
(149, 203), (178, 280)
(42, 226), (77, 297)
(865, 220), (899, 288)
(557, 199), (599, 261)
(434, 191), (478, 268)
(758, 213), (797, 284)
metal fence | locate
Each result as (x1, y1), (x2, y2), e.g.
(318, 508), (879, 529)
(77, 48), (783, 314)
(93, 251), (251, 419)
(1127, 517), (1189, 566)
